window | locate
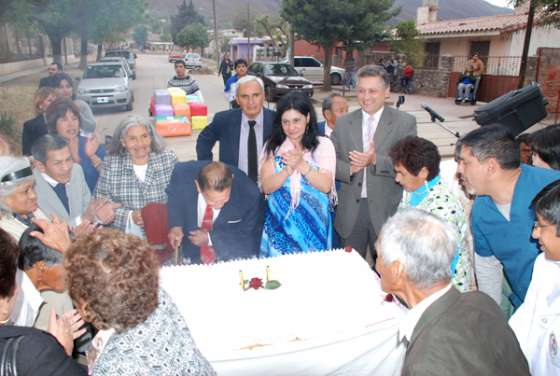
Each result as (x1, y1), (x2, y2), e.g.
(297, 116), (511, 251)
(424, 42), (440, 69)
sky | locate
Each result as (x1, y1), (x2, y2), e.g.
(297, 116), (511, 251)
(484, 0), (514, 7)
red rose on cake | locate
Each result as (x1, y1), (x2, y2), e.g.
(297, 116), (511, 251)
(249, 277), (263, 289)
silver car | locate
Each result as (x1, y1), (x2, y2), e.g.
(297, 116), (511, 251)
(292, 56), (345, 85)
(99, 56), (135, 79)
(77, 62), (134, 111)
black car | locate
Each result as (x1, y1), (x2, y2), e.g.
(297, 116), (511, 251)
(248, 62), (314, 102)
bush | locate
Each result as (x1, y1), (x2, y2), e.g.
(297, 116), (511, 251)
(0, 112), (20, 149)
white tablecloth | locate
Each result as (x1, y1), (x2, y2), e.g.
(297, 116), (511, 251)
(161, 250), (407, 375)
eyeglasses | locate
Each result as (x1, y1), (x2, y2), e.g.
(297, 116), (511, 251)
(534, 221), (556, 229)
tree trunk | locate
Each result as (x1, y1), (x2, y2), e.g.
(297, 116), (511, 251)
(322, 43), (333, 91)
(26, 32), (33, 57)
(48, 33), (63, 65)
(79, 30), (88, 69)
(288, 22), (294, 64)
(0, 24), (11, 60)
(14, 28), (22, 56)
(96, 43), (103, 61)
(63, 37), (68, 64)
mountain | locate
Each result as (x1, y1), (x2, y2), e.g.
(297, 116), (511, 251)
(147, 0), (512, 26)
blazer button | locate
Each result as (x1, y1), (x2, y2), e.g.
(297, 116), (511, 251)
(358, 182), (362, 187)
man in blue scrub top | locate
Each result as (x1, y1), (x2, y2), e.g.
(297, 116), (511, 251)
(456, 124), (560, 309)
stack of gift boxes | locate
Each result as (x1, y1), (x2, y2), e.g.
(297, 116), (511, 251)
(152, 87), (208, 137)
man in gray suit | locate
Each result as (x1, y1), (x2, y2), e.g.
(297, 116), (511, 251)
(331, 65), (416, 260)
(376, 209), (530, 376)
(31, 135), (117, 226)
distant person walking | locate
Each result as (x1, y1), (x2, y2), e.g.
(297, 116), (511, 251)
(218, 53), (234, 85)
(401, 63), (414, 94)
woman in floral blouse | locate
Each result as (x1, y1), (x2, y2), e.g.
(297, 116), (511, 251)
(389, 136), (475, 292)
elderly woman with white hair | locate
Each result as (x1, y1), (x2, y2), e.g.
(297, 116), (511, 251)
(94, 115), (177, 237)
(0, 156), (48, 241)
(375, 209), (529, 376)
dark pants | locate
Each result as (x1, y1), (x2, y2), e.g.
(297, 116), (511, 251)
(342, 198), (377, 263)
(222, 73), (231, 85)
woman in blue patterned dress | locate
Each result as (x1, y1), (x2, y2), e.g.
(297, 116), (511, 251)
(259, 92), (336, 256)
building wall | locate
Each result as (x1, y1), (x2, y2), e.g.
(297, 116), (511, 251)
(508, 26), (560, 56)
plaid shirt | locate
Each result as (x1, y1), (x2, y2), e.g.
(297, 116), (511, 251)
(94, 149), (177, 232)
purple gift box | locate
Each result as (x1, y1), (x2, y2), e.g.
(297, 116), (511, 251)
(154, 104), (173, 117)
(154, 90), (171, 105)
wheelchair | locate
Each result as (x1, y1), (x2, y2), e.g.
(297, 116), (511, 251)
(454, 75), (481, 106)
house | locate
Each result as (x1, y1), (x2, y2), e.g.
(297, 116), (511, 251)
(416, 0), (560, 74)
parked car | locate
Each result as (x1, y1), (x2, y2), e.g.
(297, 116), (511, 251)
(105, 49), (136, 75)
(99, 56), (135, 79)
(248, 61), (313, 102)
(77, 62), (134, 111)
(292, 56), (345, 85)
(184, 52), (202, 70)
(168, 50), (184, 63)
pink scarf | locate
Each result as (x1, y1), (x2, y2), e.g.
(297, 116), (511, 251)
(266, 137), (337, 212)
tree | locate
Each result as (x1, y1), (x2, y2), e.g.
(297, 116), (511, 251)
(390, 21), (423, 67)
(171, 0), (206, 44)
(133, 25), (148, 50)
(255, 15), (290, 56)
(514, 0), (560, 26)
(282, 0), (398, 90)
(176, 23), (209, 52)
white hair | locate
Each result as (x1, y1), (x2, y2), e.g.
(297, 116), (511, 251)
(378, 208), (457, 289)
(236, 75), (264, 92)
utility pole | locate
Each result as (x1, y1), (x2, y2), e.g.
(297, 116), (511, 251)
(517, 0), (536, 89)
(247, 1), (251, 62)
(212, 0), (219, 67)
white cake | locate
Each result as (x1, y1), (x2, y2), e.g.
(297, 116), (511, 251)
(160, 249), (405, 361)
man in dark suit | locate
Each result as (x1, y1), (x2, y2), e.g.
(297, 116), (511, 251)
(196, 75), (274, 183)
(317, 93), (348, 138)
(167, 161), (264, 264)
(331, 65), (417, 261)
(376, 209), (530, 376)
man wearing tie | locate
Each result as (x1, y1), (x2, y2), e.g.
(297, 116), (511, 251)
(31, 134), (117, 226)
(331, 65), (417, 262)
(196, 75), (274, 183)
(167, 161), (264, 264)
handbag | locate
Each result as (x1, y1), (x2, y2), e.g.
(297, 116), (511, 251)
(0, 336), (23, 376)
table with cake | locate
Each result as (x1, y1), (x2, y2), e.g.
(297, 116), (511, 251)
(160, 249), (407, 375)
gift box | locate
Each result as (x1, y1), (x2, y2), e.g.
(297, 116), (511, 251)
(155, 117), (192, 137)
(186, 94), (203, 103)
(189, 102), (208, 117)
(168, 87), (187, 105)
(154, 89), (171, 105)
(173, 103), (191, 118)
(154, 104), (173, 117)
(191, 115), (208, 130)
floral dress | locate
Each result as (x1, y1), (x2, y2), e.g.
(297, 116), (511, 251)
(399, 176), (475, 292)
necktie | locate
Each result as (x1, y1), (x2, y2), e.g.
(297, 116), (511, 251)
(365, 116), (376, 152)
(53, 183), (70, 214)
(247, 120), (258, 183)
(200, 204), (216, 264)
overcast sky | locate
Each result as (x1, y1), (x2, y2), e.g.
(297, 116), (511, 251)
(485, 0), (514, 7)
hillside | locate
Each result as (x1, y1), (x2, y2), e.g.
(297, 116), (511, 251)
(147, 0), (512, 25)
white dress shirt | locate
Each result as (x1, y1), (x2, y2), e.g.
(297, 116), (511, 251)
(361, 107), (384, 198)
(398, 283), (453, 346)
(510, 254), (560, 376)
(238, 110), (264, 176)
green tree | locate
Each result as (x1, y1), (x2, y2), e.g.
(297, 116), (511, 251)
(282, 0), (397, 90)
(171, 0), (206, 44)
(514, 0), (560, 26)
(176, 23), (209, 52)
(256, 16), (290, 56)
(390, 21), (423, 67)
(133, 25), (149, 50)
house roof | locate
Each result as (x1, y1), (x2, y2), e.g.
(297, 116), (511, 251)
(417, 8), (534, 37)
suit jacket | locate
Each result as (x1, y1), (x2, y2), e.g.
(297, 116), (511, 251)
(401, 288), (530, 376)
(196, 108), (275, 167)
(166, 161), (264, 263)
(33, 165), (91, 223)
(317, 121), (326, 137)
(21, 114), (47, 156)
(0, 326), (86, 375)
(331, 106), (417, 238)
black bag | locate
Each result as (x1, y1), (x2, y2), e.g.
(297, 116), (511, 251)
(474, 84), (548, 136)
(0, 336), (23, 376)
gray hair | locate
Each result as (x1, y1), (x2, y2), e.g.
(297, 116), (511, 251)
(356, 64), (390, 88)
(0, 156), (33, 213)
(378, 208), (457, 289)
(31, 135), (68, 164)
(321, 93), (344, 114)
(108, 115), (165, 156)
(236, 75), (265, 92)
